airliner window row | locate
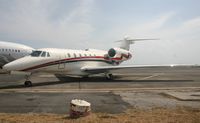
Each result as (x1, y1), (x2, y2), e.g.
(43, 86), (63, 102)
(0, 48), (21, 52)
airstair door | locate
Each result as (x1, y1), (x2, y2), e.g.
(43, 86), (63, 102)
(58, 54), (66, 69)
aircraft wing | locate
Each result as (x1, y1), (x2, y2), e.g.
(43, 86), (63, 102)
(81, 64), (200, 74)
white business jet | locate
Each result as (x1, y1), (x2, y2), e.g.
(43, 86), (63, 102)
(0, 41), (34, 71)
(3, 37), (179, 87)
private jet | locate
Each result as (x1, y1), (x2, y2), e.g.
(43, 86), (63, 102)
(0, 41), (34, 71)
(3, 37), (193, 87)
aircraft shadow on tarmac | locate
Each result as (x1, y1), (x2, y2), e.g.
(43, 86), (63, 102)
(57, 76), (193, 83)
(0, 75), (193, 89)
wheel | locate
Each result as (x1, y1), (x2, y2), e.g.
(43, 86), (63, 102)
(24, 81), (32, 87)
(106, 73), (114, 80)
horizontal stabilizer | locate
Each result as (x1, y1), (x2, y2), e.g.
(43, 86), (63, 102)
(116, 37), (159, 50)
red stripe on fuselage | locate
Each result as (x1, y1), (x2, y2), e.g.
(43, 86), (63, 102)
(21, 56), (124, 71)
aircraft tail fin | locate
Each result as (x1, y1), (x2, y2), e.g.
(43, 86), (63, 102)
(116, 37), (159, 50)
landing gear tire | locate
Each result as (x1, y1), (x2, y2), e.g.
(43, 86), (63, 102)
(106, 73), (114, 80)
(24, 81), (32, 87)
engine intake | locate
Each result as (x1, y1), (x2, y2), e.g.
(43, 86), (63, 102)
(107, 48), (132, 60)
(108, 48), (116, 57)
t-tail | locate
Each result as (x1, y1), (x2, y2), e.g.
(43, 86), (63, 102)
(117, 37), (159, 50)
(106, 37), (159, 63)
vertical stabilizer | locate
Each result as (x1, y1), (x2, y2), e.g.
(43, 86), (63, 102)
(119, 37), (133, 50)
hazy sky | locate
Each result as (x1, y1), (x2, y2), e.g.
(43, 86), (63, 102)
(0, 0), (200, 65)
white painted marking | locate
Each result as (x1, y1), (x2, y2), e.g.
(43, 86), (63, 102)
(137, 73), (163, 80)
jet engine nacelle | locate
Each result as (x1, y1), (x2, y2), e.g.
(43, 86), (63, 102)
(107, 48), (132, 60)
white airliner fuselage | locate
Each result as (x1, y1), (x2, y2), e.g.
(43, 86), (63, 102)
(0, 41), (34, 69)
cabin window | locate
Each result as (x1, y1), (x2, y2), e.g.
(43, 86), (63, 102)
(67, 53), (71, 58)
(79, 54), (82, 57)
(41, 52), (46, 57)
(15, 50), (17, 52)
(74, 53), (76, 58)
(18, 50), (20, 52)
(84, 54), (87, 57)
(12, 49), (14, 52)
(31, 51), (42, 57)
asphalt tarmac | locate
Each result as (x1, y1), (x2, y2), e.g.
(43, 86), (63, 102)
(0, 67), (200, 114)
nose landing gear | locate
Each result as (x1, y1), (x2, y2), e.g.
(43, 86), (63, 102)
(24, 81), (32, 87)
(24, 75), (32, 87)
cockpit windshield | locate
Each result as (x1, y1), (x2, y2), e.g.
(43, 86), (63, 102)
(30, 51), (42, 57)
(30, 50), (51, 57)
(41, 51), (46, 57)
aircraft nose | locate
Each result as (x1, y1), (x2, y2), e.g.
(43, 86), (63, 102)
(3, 62), (19, 71)
(3, 65), (9, 71)
(3, 63), (14, 71)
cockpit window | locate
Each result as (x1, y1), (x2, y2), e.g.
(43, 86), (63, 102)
(31, 51), (42, 57)
(47, 52), (50, 57)
(30, 51), (51, 57)
(41, 52), (46, 57)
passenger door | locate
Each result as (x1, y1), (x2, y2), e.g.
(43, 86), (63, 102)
(58, 54), (66, 69)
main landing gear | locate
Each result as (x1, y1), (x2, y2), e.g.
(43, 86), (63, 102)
(24, 75), (32, 87)
(106, 73), (114, 80)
